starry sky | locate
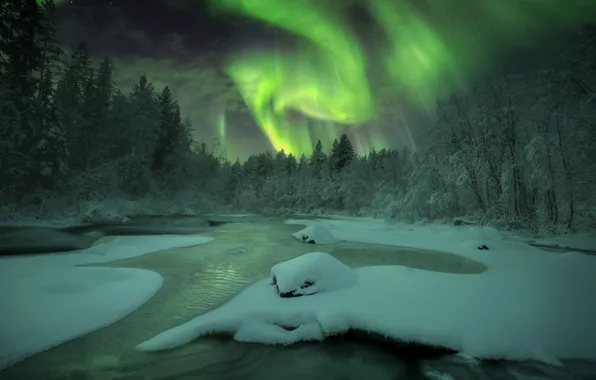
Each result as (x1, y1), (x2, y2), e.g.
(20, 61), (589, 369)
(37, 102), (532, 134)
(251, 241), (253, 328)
(54, 0), (596, 160)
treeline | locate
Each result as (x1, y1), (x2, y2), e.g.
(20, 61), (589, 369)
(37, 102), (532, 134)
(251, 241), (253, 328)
(221, 25), (596, 232)
(1, 0), (221, 213)
(2, 0), (595, 232)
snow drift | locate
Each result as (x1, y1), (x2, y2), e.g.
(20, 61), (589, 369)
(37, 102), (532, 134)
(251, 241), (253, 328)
(292, 224), (339, 244)
(0, 235), (213, 370)
(271, 252), (358, 297)
(137, 249), (596, 365)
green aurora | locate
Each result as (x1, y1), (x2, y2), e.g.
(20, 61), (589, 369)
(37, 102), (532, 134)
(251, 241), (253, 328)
(209, 0), (596, 157)
(48, 0), (596, 159)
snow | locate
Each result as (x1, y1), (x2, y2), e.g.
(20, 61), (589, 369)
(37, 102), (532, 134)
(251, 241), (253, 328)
(208, 213), (256, 218)
(271, 252), (358, 296)
(80, 201), (131, 224)
(0, 267), (161, 369)
(529, 232), (596, 253)
(0, 235), (213, 279)
(137, 218), (596, 365)
(291, 224), (340, 244)
(423, 369), (455, 380)
(0, 234), (213, 370)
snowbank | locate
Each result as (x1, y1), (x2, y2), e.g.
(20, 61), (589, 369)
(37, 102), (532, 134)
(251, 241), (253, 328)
(0, 235), (213, 280)
(137, 219), (596, 364)
(0, 234), (213, 369)
(271, 252), (357, 297)
(529, 232), (596, 254)
(0, 267), (161, 369)
(292, 224), (340, 244)
(137, 252), (596, 363)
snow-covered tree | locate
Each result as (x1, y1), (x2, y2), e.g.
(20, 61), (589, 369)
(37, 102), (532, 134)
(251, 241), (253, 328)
(330, 133), (356, 174)
(309, 139), (327, 176)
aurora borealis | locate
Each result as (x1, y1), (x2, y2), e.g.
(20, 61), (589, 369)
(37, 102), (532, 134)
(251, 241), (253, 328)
(54, 0), (596, 160)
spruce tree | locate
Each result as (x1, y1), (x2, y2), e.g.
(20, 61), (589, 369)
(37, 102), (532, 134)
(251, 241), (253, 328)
(329, 138), (340, 173)
(256, 151), (274, 179)
(286, 153), (297, 174)
(309, 140), (327, 175)
(331, 133), (356, 173)
(298, 153), (308, 171)
(93, 58), (114, 131)
(37, 0), (62, 89)
(129, 75), (159, 162)
(225, 159), (243, 204)
(274, 149), (287, 174)
(0, 0), (47, 196)
(30, 0), (68, 188)
(55, 42), (95, 170)
(179, 116), (193, 154)
(152, 86), (182, 174)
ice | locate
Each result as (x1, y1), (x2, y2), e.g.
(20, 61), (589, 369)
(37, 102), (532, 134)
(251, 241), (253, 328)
(292, 224), (340, 244)
(0, 235), (213, 280)
(0, 234), (213, 369)
(271, 252), (358, 296)
(138, 219), (596, 364)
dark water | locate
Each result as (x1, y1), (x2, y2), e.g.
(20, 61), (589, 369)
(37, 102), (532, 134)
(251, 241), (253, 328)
(0, 218), (594, 380)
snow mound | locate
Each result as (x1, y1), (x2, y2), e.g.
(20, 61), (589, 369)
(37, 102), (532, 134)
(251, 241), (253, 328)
(137, 252), (596, 364)
(0, 267), (162, 370)
(292, 224), (339, 244)
(271, 252), (358, 297)
(0, 234), (214, 369)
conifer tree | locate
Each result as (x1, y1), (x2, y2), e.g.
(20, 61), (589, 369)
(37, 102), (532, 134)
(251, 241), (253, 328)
(331, 133), (356, 173)
(329, 138), (340, 173)
(152, 86), (182, 174)
(286, 153), (297, 174)
(129, 75), (159, 162)
(0, 0), (49, 195)
(309, 140), (327, 175)
(225, 159), (243, 203)
(55, 42), (95, 169)
(30, 0), (68, 188)
(298, 153), (308, 171)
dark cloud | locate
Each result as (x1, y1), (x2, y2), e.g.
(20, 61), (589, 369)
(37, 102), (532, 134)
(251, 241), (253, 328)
(160, 0), (195, 11)
(57, 5), (151, 55)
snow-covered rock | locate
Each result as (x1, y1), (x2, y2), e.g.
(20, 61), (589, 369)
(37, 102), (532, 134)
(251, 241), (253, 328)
(292, 225), (340, 244)
(270, 252), (358, 297)
(136, 249), (596, 364)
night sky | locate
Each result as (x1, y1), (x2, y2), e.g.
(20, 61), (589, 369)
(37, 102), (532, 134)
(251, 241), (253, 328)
(53, 0), (596, 160)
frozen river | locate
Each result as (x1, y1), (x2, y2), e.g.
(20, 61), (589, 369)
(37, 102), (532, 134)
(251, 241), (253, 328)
(0, 216), (593, 379)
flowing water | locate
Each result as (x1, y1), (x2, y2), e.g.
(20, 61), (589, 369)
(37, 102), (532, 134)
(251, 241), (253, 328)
(0, 218), (594, 380)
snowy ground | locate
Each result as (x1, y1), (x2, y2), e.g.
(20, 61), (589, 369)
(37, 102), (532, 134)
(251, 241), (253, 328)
(138, 218), (596, 366)
(0, 235), (212, 370)
(529, 232), (596, 253)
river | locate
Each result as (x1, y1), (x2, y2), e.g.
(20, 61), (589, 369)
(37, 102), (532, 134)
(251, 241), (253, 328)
(0, 215), (592, 379)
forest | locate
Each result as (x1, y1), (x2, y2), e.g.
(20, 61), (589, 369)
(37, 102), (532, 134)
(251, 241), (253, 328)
(1, 0), (596, 234)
